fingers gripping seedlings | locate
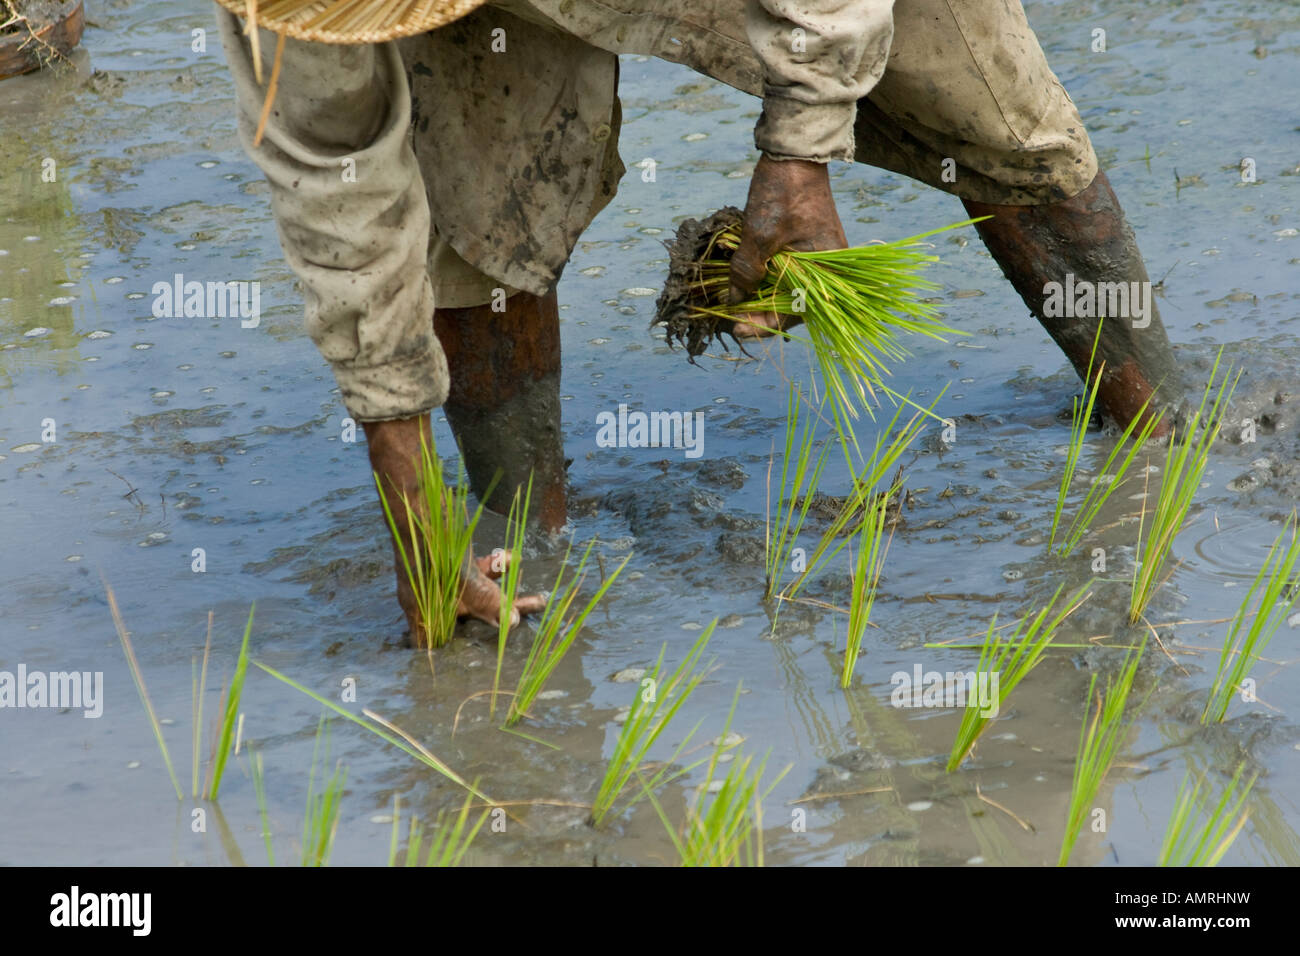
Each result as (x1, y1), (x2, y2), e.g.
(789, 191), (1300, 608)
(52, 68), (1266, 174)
(656, 209), (983, 434)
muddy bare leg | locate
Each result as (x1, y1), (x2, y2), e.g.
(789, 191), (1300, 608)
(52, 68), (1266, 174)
(964, 169), (1181, 435)
(363, 414), (545, 648)
(434, 289), (567, 532)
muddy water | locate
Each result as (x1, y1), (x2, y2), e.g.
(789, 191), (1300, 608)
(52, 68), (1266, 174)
(1, 0), (1298, 866)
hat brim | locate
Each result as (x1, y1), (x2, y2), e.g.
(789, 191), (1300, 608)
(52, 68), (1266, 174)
(212, 0), (489, 43)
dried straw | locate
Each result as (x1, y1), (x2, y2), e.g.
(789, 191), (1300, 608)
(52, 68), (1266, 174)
(214, 0), (487, 44)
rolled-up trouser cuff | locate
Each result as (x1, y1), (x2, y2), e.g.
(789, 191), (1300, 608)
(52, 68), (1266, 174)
(334, 344), (450, 423)
(755, 95), (857, 163)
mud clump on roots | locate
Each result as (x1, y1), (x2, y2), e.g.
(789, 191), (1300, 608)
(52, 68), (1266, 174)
(653, 206), (746, 363)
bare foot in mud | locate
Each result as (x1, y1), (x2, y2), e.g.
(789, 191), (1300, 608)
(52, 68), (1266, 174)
(457, 548), (547, 629)
(402, 547), (547, 648)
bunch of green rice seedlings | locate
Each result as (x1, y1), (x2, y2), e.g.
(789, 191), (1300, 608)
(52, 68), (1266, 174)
(589, 622), (717, 826)
(1130, 351), (1239, 624)
(656, 210), (982, 434)
(1058, 642), (1146, 867)
(374, 433), (493, 648)
(1158, 763), (1256, 867)
(506, 539), (632, 727)
(387, 793), (489, 868)
(1049, 324), (1165, 558)
(1202, 515), (1300, 723)
(491, 478), (531, 720)
(779, 393), (929, 607)
(301, 716), (347, 867)
(255, 660), (494, 805)
(840, 489), (895, 689)
(946, 582), (1091, 772)
(646, 687), (790, 866)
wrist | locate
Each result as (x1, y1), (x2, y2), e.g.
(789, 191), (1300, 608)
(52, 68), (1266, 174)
(754, 96), (856, 163)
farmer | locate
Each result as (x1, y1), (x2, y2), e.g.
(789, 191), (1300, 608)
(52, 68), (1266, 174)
(216, 0), (1183, 646)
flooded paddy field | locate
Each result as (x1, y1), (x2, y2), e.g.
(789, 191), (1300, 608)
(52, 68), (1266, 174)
(1, 0), (1299, 866)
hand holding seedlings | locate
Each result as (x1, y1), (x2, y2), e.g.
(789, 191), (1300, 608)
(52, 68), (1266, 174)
(727, 154), (849, 337)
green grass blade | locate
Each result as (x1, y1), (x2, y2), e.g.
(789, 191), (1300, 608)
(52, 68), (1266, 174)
(253, 660), (493, 805)
(206, 605), (255, 800)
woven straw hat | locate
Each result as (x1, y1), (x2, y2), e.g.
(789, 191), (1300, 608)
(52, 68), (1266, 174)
(213, 0), (489, 44)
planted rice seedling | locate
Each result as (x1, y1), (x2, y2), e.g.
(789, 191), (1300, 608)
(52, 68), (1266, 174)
(387, 793), (489, 867)
(646, 686), (790, 866)
(589, 622), (717, 826)
(301, 715), (346, 867)
(1159, 763), (1255, 867)
(777, 392), (929, 608)
(191, 613), (213, 801)
(1049, 324), (1164, 557)
(1130, 352), (1239, 624)
(203, 605), (254, 801)
(491, 478), (531, 720)
(248, 746), (275, 866)
(946, 582), (1091, 772)
(507, 538), (632, 727)
(841, 488), (895, 688)
(1202, 515), (1300, 723)
(656, 208), (983, 434)
(1058, 642), (1145, 867)
(763, 384), (832, 601)
(374, 433), (494, 649)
